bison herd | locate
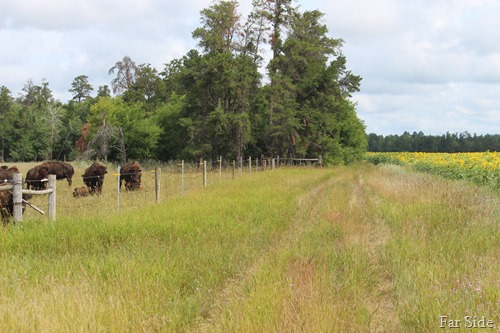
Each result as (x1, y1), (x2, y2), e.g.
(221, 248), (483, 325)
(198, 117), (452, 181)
(1, 161), (142, 223)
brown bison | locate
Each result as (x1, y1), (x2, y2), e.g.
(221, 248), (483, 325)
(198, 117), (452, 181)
(25, 164), (50, 190)
(120, 161), (142, 191)
(82, 161), (107, 194)
(0, 166), (20, 184)
(43, 161), (74, 186)
(0, 166), (29, 223)
(73, 186), (90, 198)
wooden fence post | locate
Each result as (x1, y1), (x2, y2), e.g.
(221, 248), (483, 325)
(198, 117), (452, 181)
(13, 173), (23, 223)
(47, 174), (56, 221)
(249, 157), (252, 174)
(232, 160), (235, 179)
(272, 158), (275, 171)
(155, 167), (161, 203)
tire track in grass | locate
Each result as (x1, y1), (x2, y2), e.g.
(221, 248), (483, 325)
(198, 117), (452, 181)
(191, 168), (338, 332)
(347, 166), (402, 333)
(193, 165), (403, 332)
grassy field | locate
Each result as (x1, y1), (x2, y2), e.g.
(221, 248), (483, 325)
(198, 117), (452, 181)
(0, 163), (499, 332)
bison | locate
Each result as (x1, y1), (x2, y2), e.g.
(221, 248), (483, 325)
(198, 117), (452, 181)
(25, 164), (50, 190)
(120, 161), (142, 191)
(43, 161), (74, 186)
(0, 166), (20, 183)
(82, 161), (108, 194)
(73, 186), (90, 198)
(0, 166), (29, 223)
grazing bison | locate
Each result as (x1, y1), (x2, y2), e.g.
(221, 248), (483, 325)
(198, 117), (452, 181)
(43, 161), (74, 186)
(25, 164), (50, 190)
(0, 166), (20, 183)
(0, 166), (29, 223)
(82, 161), (108, 194)
(73, 186), (90, 198)
(120, 161), (142, 191)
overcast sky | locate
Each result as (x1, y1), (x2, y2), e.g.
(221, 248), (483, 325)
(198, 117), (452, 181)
(1, 0), (499, 135)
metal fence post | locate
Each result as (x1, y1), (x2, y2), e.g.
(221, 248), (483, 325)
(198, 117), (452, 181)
(203, 160), (207, 187)
(117, 166), (121, 213)
(155, 167), (161, 203)
(219, 156), (222, 181)
(181, 160), (185, 195)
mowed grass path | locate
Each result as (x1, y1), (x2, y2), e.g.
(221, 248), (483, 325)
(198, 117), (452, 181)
(0, 164), (499, 332)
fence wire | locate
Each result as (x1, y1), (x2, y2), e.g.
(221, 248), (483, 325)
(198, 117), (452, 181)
(12, 158), (321, 222)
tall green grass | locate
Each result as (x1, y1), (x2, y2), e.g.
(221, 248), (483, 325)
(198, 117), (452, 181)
(369, 165), (500, 332)
(0, 168), (332, 332)
(0, 163), (499, 332)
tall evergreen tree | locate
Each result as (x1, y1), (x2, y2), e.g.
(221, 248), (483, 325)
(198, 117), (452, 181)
(251, 0), (296, 136)
(176, 0), (260, 161)
(69, 75), (94, 102)
(257, 9), (366, 162)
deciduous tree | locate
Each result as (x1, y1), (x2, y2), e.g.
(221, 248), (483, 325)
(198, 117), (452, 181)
(108, 56), (139, 95)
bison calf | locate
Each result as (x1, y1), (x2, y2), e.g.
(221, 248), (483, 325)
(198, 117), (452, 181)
(73, 186), (90, 198)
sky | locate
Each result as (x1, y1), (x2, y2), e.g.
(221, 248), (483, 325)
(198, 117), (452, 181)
(1, 0), (499, 136)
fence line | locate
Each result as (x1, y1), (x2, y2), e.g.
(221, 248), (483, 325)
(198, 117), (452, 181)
(6, 156), (322, 223)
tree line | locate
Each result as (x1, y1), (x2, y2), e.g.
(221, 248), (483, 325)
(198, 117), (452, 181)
(0, 0), (367, 165)
(367, 131), (500, 153)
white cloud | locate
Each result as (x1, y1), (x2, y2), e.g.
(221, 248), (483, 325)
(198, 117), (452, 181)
(0, 0), (499, 135)
(0, 0), (154, 30)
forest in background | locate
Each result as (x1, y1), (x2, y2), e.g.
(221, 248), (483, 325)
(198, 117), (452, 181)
(367, 132), (500, 152)
(0, 0), (367, 165)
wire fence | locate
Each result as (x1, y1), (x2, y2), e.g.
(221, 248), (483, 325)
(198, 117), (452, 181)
(10, 157), (321, 222)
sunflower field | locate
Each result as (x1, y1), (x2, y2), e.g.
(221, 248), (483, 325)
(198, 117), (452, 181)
(365, 151), (500, 191)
